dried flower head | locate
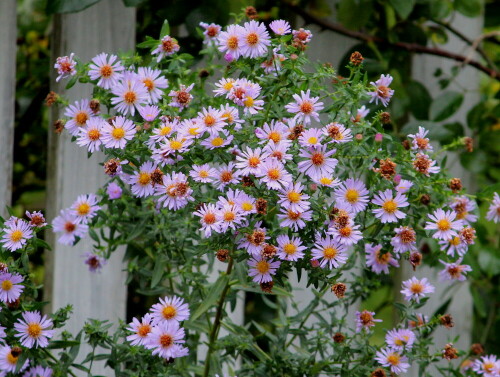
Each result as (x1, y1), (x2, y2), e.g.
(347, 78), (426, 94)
(104, 158), (122, 177)
(459, 226), (476, 245)
(150, 168), (164, 186)
(471, 343), (484, 355)
(331, 282), (346, 298)
(256, 198), (268, 215)
(216, 249), (229, 262)
(241, 176), (254, 187)
(333, 332), (345, 343)
(245, 6), (258, 19)
(375, 158), (397, 180)
(45, 91), (58, 106)
(261, 244), (277, 259)
(402, 139), (411, 150)
(350, 51), (364, 66)
(370, 368), (387, 377)
(380, 112), (391, 124)
(409, 252), (422, 270)
(449, 178), (463, 193)
(260, 281), (274, 293)
(53, 119), (65, 134)
(443, 343), (459, 360)
(288, 123), (305, 140)
(420, 194), (431, 205)
(464, 136), (473, 152)
(89, 99), (100, 114)
(440, 314), (454, 328)
(0, 263), (8, 273)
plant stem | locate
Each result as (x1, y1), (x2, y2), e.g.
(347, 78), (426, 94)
(202, 256), (234, 377)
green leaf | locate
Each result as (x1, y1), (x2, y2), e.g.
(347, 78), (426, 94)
(430, 91), (463, 121)
(65, 75), (78, 90)
(454, 0), (482, 17)
(337, 0), (373, 30)
(136, 39), (159, 49)
(150, 257), (165, 288)
(46, 0), (102, 14)
(430, 0), (453, 19)
(389, 0), (415, 19)
(408, 81), (432, 120)
(470, 284), (487, 318)
(160, 19), (170, 39)
(190, 274), (229, 321)
(467, 102), (486, 129)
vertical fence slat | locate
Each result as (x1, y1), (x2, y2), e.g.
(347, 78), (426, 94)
(44, 0), (135, 374)
(0, 0), (16, 218)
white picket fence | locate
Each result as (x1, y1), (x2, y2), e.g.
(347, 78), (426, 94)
(0, 0), (483, 375)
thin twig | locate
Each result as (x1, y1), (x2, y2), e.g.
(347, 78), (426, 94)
(281, 0), (500, 81)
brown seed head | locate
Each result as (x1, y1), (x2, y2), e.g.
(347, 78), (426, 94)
(420, 194), (431, 205)
(370, 368), (387, 377)
(104, 158), (121, 177)
(216, 249), (229, 262)
(7, 298), (20, 309)
(292, 40), (307, 50)
(256, 198), (267, 215)
(331, 282), (347, 298)
(198, 69), (209, 78)
(333, 332), (345, 343)
(288, 124), (305, 140)
(245, 6), (258, 19)
(380, 112), (391, 124)
(45, 91), (59, 106)
(260, 281), (274, 293)
(10, 347), (22, 358)
(89, 99), (100, 114)
(443, 343), (459, 360)
(261, 244), (277, 259)
(471, 343), (484, 355)
(420, 243), (431, 255)
(463, 136), (474, 152)
(449, 178), (463, 193)
(460, 227), (476, 245)
(376, 158), (397, 180)
(53, 119), (65, 134)
(402, 139), (411, 150)
(150, 168), (164, 186)
(409, 252), (422, 271)
(350, 51), (364, 66)
(241, 176), (254, 187)
(440, 314), (454, 328)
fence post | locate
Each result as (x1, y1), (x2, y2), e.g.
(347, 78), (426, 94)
(44, 0), (135, 374)
(0, 0), (16, 218)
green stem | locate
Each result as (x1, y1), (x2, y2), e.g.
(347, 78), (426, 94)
(202, 256), (234, 377)
(42, 349), (78, 377)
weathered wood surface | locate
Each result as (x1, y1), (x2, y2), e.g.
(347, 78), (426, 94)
(45, 0), (135, 374)
(0, 0), (16, 218)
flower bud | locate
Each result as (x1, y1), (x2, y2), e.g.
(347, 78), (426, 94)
(375, 133), (383, 142)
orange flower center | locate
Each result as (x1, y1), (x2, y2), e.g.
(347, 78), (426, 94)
(137, 324), (151, 337)
(256, 260), (270, 273)
(204, 115), (215, 127)
(268, 131), (281, 142)
(300, 101), (313, 114)
(437, 219), (451, 231)
(220, 171), (233, 182)
(88, 129), (101, 141)
(100, 64), (113, 78)
(124, 91), (137, 104)
(10, 230), (23, 242)
(162, 305), (177, 319)
(382, 199), (398, 214)
(27, 323), (42, 338)
(410, 282), (423, 294)
(387, 353), (400, 366)
(224, 211), (235, 221)
(246, 32), (259, 45)
(311, 152), (324, 166)
(77, 203), (90, 216)
(65, 222), (76, 232)
(204, 213), (216, 224)
(112, 127), (126, 140)
(138, 172), (151, 186)
(160, 334), (173, 347)
(248, 156), (260, 168)
(284, 243), (297, 255)
(75, 111), (89, 125)
(323, 247), (337, 259)
(227, 36), (238, 50)
(143, 78), (154, 91)
(287, 192), (301, 203)
(267, 168), (280, 180)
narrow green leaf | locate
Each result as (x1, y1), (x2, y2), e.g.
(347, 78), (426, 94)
(160, 19), (170, 39)
(191, 275), (229, 321)
(150, 257), (165, 288)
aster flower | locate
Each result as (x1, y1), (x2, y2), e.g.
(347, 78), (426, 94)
(54, 53), (76, 82)
(169, 84), (194, 109)
(152, 35), (180, 62)
(52, 209), (88, 246)
(238, 20), (271, 58)
(76, 117), (106, 153)
(138, 105), (161, 122)
(391, 226), (417, 254)
(375, 347), (410, 375)
(277, 208), (312, 231)
(277, 182), (310, 212)
(257, 159), (293, 190)
(111, 74), (149, 116)
(328, 222), (363, 246)
(216, 204), (245, 233)
(83, 252), (106, 272)
(101, 116), (136, 149)
(450, 195), (478, 224)
(219, 103), (244, 129)
(25, 211), (47, 228)
(413, 153), (440, 176)
(386, 328), (416, 351)
(355, 310), (382, 332)
(150, 295), (190, 325)
(276, 235), (306, 262)
(160, 135), (194, 156)
(193, 204), (220, 237)
(156, 172), (194, 211)
(0, 272), (24, 303)
(247, 257), (280, 283)
(125, 161), (157, 198)
(213, 163), (240, 190)
(196, 106), (226, 135)
(263, 140), (293, 163)
(1, 219), (32, 252)
(178, 118), (203, 139)
(107, 182), (122, 200)
(298, 145), (338, 180)
(138, 67), (168, 104)
(0, 345), (29, 373)
(438, 236), (468, 258)
(395, 179), (413, 193)
(285, 90), (324, 125)
(472, 355), (500, 377)
(334, 178), (369, 214)
(255, 120), (289, 144)
(368, 74), (394, 107)
(313, 175), (341, 188)
(190, 164), (216, 183)
(401, 276), (435, 303)
(439, 259), (472, 282)
(235, 147), (268, 176)
(486, 193), (500, 223)
(144, 321), (188, 359)
(425, 209), (463, 240)
(365, 244), (399, 274)
(200, 130), (233, 150)
(350, 105), (369, 123)
(238, 222), (268, 256)
(311, 235), (348, 269)
(14, 311), (54, 348)
(234, 192), (257, 215)
(88, 53), (124, 90)
(126, 314), (153, 346)
(298, 128), (323, 148)
(292, 28), (313, 44)
(64, 99), (94, 136)
(217, 24), (244, 60)
(23, 365), (53, 377)
(214, 78), (236, 97)
(322, 122), (353, 143)
(371, 189), (409, 223)
(200, 22), (221, 43)
(70, 194), (100, 224)
(408, 126), (433, 153)
(269, 20), (291, 35)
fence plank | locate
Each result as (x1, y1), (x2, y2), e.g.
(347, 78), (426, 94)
(44, 0), (135, 374)
(0, 0), (16, 218)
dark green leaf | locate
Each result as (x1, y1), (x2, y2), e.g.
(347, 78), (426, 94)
(122, 0), (143, 6)
(430, 91), (463, 121)
(408, 81), (432, 120)
(337, 0), (373, 30)
(190, 274), (229, 321)
(46, 0), (102, 14)
(389, 0), (415, 19)
(65, 75), (78, 90)
(430, 0), (453, 19)
(150, 257), (165, 288)
(454, 0), (482, 17)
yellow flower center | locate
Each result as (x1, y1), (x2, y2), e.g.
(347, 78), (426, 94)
(267, 168), (280, 180)
(323, 247), (337, 259)
(382, 199), (398, 214)
(450, 236), (461, 246)
(284, 243), (297, 255)
(410, 282), (423, 294)
(10, 230), (23, 242)
(77, 203), (91, 216)
(242, 202), (253, 211)
(308, 136), (318, 144)
(27, 323), (42, 338)
(211, 137), (224, 147)
(88, 129), (101, 141)
(170, 140), (183, 150)
(437, 219), (451, 231)
(6, 353), (18, 365)
(112, 127), (125, 140)
(75, 111), (89, 125)
(268, 131), (281, 143)
(188, 127), (199, 136)
(160, 126), (172, 136)
(138, 172), (151, 186)
(256, 260), (270, 273)
(199, 170), (209, 178)
(248, 156), (260, 168)
(224, 211), (235, 221)
(223, 81), (234, 90)
(143, 78), (154, 91)
(387, 353), (400, 366)
(345, 189), (359, 203)
(204, 115), (215, 127)
(1, 280), (13, 291)
(320, 177), (332, 185)
(287, 192), (301, 203)
(162, 305), (177, 320)
(244, 96), (254, 107)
